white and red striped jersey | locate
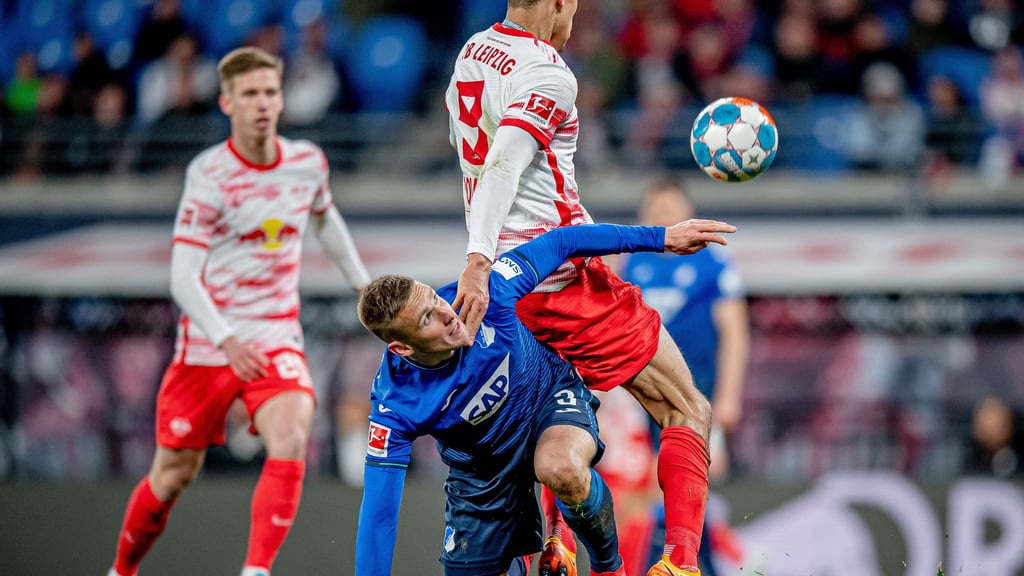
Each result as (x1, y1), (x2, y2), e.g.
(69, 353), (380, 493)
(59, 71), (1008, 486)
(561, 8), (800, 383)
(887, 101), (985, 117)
(171, 137), (332, 365)
(445, 23), (593, 291)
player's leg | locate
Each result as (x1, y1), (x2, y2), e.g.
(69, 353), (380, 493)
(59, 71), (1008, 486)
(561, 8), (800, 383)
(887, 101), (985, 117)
(534, 385), (624, 576)
(110, 361), (235, 576)
(109, 447), (205, 576)
(623, 326), (711, 576)
(243, 389), (315, 575)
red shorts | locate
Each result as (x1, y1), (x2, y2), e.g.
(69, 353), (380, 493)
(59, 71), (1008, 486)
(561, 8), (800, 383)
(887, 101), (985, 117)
(516, 256), (661, 391)
(155, 349), (315, 450)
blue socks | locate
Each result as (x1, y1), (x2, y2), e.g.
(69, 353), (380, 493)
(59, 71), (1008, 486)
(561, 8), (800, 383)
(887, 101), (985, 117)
(556, 470), (621, 573)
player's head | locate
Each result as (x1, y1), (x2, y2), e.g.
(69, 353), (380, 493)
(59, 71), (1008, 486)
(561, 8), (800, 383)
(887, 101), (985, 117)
(359, 275), (472, 364)
(507, 0), (578, 51)
(217, 47), (284, 140)
(639, 177), (695, 226)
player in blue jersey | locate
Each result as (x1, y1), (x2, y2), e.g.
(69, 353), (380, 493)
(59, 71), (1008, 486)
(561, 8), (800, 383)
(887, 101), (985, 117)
(354, 218), (736, 576)
(621, 180), (750, 575)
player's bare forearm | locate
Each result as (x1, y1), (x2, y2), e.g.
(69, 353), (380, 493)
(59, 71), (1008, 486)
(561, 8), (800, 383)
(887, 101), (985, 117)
(454, 254), (492, 342)
(664, 219), (736, 255)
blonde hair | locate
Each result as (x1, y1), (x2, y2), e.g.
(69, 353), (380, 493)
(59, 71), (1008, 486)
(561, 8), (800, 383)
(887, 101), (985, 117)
(358, 275), (416, 342)
(217, 47), (283, 93)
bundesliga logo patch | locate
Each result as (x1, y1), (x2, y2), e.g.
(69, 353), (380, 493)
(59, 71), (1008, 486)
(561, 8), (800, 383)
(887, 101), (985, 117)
(525, 93), (556, 121)
(367, 421), (391, 457)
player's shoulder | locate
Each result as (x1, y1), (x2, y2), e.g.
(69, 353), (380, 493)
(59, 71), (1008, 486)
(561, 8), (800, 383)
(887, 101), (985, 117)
(278, 136), (326, 165)
(186, 141), (231, 172)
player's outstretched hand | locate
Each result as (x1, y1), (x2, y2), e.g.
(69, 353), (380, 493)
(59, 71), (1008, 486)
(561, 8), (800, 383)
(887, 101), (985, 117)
(221, 335), (270, 382)
(664, 219), (736, 255)
(454, 253), (492, 343)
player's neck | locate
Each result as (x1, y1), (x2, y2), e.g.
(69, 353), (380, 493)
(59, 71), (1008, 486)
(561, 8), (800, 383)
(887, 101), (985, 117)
(504, 8), (553, 42)
(406, 349), (456, 368)
(230, 134), (278, 166)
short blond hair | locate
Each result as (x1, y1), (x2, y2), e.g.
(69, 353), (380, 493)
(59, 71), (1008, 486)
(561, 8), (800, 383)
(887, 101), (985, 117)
(217, 47), (283, 93)
(358, 275), (416, 342)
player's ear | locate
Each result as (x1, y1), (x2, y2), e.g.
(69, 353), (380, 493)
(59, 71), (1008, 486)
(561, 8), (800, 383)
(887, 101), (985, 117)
(218, 92), (232, 116)
(387, 340), (415, 357)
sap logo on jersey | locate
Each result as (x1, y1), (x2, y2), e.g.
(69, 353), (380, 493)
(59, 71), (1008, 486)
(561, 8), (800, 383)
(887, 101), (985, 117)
(367, 422), (391, 457)
(526, 93), (556, 121)
(493, 257), (522, 280)
(461, 354), (511, 425)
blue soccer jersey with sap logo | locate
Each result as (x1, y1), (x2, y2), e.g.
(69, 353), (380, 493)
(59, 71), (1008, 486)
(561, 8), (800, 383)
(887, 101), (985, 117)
(622, 246), (744, 399)
(355, 223), (667, 576)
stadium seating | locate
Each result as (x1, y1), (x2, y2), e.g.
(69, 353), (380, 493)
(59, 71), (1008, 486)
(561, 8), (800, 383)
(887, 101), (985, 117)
(80, 0), (140, 69)
(919, 46), (992, 107)
(13, 0), (75, 73)
(195, 0), (270, 57)
(344, 16), (428, 113)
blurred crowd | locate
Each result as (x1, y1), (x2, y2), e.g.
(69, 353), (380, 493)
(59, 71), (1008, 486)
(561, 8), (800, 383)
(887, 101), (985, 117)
(0, 0), (1022, 181)
(2, 294), (1022, 484)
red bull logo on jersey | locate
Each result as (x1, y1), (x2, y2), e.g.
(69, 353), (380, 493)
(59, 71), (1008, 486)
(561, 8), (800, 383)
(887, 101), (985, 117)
(367, 421), (391, 457)
(238, 218), (301, 250)
(460, 353), (510, 425)
(526, 93), (557, 121)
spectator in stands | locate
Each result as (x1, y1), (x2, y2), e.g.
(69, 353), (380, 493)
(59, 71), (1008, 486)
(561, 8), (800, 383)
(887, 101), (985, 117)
(964, 0), (1022, 52)
(924, 75), (984, 178)
(815, 0), (866, 94)
(5, 52), (43, 117)
(136, 33), (218, 124)
(965, 395), (1023, 478)
(132, 0), (189, 68)
(841, 61), (925, 171)
(770, 11), (820, 103)
(978, 45), (1024, 189)
(907, 0), (966, 55)
(67, 31), (119, 118)
(282, 20), (339, 127)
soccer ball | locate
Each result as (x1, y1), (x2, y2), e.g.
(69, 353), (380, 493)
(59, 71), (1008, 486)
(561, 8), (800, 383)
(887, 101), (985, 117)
(690, 97), (778, 182)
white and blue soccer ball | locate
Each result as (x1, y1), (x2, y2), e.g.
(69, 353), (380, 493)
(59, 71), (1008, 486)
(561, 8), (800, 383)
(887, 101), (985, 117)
(690, 97), (778, 183)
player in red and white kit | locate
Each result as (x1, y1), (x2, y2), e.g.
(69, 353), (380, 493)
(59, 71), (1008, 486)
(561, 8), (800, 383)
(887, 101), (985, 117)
(107, 47), (370, 576)
(446, 2), (716, 575)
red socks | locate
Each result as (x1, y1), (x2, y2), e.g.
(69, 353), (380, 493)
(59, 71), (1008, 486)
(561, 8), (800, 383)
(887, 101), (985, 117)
(658, 426), (710, 570)
(243, 458), (306, 571)
(113, 478), (175, 576)
(540, 483), (577, 555)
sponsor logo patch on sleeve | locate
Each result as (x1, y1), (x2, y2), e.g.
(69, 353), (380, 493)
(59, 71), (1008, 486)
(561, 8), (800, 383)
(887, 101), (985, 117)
(525, 93), (557, 121)
(367, 421), (391, 457)
(493, 256), (523, 280)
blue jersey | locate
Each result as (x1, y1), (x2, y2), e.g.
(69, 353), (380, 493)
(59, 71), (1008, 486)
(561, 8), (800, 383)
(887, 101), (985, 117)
(622, 246), (744, 399)
(355, 224), (665, 576)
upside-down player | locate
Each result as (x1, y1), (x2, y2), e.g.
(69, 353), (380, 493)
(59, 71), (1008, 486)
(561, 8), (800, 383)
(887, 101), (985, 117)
(446, 1), (716, 574)
(107, 47), (370, 576)
(355, 219), (734, 576)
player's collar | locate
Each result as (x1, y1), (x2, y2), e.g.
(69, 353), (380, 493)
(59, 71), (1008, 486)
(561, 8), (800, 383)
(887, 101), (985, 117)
(494, 21), (536, 40)
(501, 18), (529, 33)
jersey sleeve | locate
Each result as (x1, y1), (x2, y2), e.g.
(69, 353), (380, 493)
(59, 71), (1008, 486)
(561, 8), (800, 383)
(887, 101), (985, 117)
(355, 465), (406, 576)
(492, 224), (665, 301)
(311, 148), (333, 216)
(172, 160), (223, 249)
(499, 61), (577, 147)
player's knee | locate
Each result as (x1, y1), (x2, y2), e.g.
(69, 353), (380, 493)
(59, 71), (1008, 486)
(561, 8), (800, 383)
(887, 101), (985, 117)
(263, 423), (309, 460)
(535, 458), (590, 505)
(151, 463), (198, 500)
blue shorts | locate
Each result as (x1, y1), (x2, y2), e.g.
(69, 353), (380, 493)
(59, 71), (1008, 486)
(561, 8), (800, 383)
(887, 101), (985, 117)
(439, 377), (605, 576)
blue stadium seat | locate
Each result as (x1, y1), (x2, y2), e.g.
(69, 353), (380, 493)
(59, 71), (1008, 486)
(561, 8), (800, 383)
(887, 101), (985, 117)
(919, 47), (992, 107)
(458, 0), (506, 41)
(14, 0), (73, 51)
(345, 16), (428, 112)
(80, 0), (140, 70)
(197, 0), (270, 57)
(770, 96), (856, 173)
